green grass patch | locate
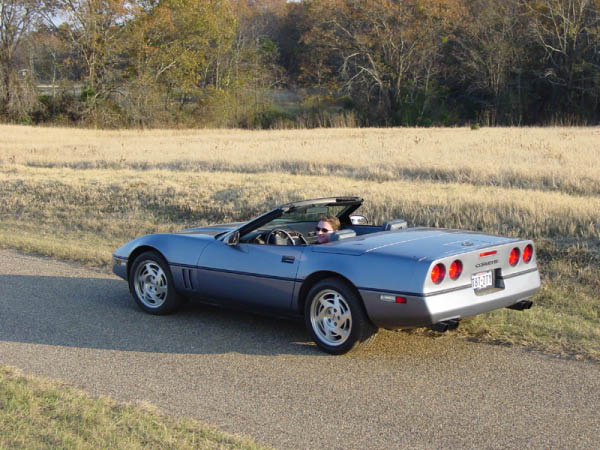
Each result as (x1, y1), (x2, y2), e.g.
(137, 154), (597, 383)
(460, 283), (600, 361)
(0, 221), (115, 267)
(0, 366), (267, 450)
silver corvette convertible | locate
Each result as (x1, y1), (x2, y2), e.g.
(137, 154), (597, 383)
(113, 197), (541, 354)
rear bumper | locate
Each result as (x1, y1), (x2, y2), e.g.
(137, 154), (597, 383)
(360, 269), (541, 329)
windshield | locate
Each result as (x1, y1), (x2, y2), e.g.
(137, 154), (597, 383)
(261, 204), (350, 229)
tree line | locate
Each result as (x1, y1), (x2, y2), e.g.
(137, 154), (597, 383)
(1, 0), (599, 128)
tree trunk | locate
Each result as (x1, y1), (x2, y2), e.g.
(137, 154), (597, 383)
(1, 60), (12, 116)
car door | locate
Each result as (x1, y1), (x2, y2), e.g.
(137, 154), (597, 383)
(195, 240), (305, 311)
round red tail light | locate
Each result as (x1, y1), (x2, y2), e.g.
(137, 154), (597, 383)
(449, 260), (463, 280)
(509, 247), (520, 266)
(431, 263), (446, 284)
(522, 244), (533, 263)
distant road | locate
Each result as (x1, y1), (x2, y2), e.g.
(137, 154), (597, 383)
(36, 84), (82, 95)
(1, 249), (598, 449)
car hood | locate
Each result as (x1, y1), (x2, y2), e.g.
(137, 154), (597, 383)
(312, 228), (519, 259)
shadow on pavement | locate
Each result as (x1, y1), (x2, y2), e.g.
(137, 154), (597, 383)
(0, 274), (319, 356)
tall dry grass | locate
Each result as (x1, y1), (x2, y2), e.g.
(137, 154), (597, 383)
(1, 125), (599, 195)
(0, 125), (598, 360)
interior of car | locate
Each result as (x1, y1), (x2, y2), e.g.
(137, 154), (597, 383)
(240, 219), (407, 246)
(232, 199), (408, 246)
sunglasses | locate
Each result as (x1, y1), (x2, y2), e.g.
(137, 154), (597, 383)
(315, 226), (333, 233)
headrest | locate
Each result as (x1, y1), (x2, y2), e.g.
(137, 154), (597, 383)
(329, 229), (357, 242)
(383, 219), (408, 231)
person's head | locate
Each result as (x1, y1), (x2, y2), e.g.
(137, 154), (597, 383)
(316, 215), (341, 244)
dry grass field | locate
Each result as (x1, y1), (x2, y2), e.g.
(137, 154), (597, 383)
(1, 125), (598, 360)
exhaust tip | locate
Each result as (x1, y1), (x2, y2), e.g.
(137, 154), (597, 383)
(447, 319), (460, 330)
(430, 322), (449, 332)
(430, 319), (460, 332)
(507, 300), (533, 311)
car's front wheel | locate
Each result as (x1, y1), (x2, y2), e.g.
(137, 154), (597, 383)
(304, 278), (378, 354)
(129, 251), (182, 315)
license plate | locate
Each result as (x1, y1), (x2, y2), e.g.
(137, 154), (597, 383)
(472, 271), (493, 290)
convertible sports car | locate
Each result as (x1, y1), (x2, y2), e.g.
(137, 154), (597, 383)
(113, 197), (541, 354)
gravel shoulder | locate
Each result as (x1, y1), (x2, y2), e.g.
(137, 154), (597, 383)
(1, 249), (598, 449)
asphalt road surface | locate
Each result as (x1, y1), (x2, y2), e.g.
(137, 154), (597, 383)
(1, 249), (598, 449)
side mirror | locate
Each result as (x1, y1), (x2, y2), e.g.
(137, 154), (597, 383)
(350, 215), (368, 225)
(226, 231), (240, 246)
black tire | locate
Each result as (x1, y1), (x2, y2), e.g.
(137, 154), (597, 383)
(128, 251), (182, 315)
(304, 278), (378, 355)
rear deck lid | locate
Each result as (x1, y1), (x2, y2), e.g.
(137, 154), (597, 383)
(312, 228), (518, 258)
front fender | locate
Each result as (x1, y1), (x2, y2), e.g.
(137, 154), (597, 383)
(113, 234), (214, 281)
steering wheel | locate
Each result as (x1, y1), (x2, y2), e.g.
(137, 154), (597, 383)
(266, 228), (308, 246)
(292, 231), (309, 246)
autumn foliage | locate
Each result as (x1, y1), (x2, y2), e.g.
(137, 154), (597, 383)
(0, 0), (599, 127)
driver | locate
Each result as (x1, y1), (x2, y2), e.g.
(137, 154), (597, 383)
(315, 216), (341, 244)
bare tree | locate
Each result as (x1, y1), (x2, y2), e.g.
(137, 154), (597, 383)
(452, 0), (526, 125)
(47, 0), (129, 102)
(301, 0), (460, 124)
(523, 0), (600, 111)
(0, 0), (46, 116)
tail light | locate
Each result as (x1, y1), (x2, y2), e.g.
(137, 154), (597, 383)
(431, 263), (446, 284)
(522, 244), (533, 263)
(449, 260), (463, 280)
(509, 247), (520, 266)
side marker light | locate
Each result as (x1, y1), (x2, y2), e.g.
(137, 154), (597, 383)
(380, 295), (407, 304)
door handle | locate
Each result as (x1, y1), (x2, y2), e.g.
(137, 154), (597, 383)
(281, 255), (295, 264)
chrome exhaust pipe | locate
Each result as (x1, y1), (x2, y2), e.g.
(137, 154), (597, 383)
(507, 300), (533, 311)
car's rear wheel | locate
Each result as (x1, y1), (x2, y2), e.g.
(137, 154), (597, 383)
(304, 278), (377, 355)
(129, 251), (182, 315)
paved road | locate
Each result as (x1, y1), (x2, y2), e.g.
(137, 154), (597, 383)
(1, 249), (598, 449)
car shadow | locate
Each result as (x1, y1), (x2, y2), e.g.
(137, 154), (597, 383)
(0, 274), (321, 356)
